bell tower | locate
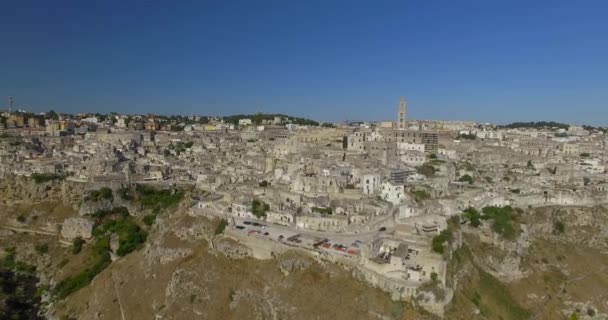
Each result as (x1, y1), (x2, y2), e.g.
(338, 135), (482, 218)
(397, 97), (406, 130)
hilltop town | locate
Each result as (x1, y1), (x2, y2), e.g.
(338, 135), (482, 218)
(1, 98), (608, 319)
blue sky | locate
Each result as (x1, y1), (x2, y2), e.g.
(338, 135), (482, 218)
(1, 0), (607, 124)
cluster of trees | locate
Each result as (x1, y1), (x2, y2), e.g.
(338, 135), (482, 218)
(92, 206), (129, 218)
(582, 125), (607, 133)
(312, 207), (333, 215)
(92, 217), (148, 256)
(500, 121), (569, 130)
(31, 173), (65, 184)
(223, 113), (320, 126)
(411, 189), (431, 203)
(457, 133), (476, 140)
(463, 206), (519, 239)
(135, 185), (184, 209)
(432, 229), (453, 254)
(54, 250), (111, 299)
(214, 218), (228, 235)
(252, 199), (270, 218)
(87, 187), (114, 202)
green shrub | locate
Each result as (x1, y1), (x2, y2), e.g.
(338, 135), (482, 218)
(17, 214), (26, 223)
(136, 185), (183, 209)
(458, 174), (474, 185)
(312, 207), (333, 215)
(252, 199), (269, 218)
(54, 252), (111, 299)
(432, 230), (452, 254)
(31, 173), (65, 184)
(113, 218), (147, 256)
(463, 207), (481, 227)
(482, 206), (517, 239)
(92, 206), (129, 218)
(72, 237), (85, 254)
(89, 187), (113, 202)
(430, 272), (438, 283)
(215, 219), (228, 235)
(92, 235), (110, 256)
(411, 190), (431, 202)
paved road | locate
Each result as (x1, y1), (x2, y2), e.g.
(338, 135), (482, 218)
(230, 217), (396, 256)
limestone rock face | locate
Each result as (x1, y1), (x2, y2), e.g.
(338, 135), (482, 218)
(213, 237), (252, 259)
(61, 217), (94, 240)
(278, 255), (312, 274)
(78, 199), (113, 216)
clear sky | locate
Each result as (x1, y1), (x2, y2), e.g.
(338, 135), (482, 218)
(1, 0), (607, 124)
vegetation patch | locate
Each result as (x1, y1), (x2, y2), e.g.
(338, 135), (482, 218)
(447, 245), (530, 320)
(458, 174), (474, 185)
(481, 206), (518, 239)
(0, 247), (42, 319)
(215, 218), (228, 235)
(87, 187), (114, 202)
(432, 229), (453, 254)
(411, 189), (431, 203)
(31, 173), (65, 184)
(135, 185), (183, 209)
(72, 237), (85, 254)
(91, 206), (129, 219)
(53, 251), (111, 299)
(252, 199), (270, 218)
(311, 207), (333, 215)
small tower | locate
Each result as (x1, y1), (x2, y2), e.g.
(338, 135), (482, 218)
(8, 97), (13, 114)
(397, 97), (407, 130)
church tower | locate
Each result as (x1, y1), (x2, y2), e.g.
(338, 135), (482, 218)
(397, 97), (407, 130)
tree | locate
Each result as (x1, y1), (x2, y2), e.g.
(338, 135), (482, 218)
(458, 174), (474, 185)
(252, 199), (269, 218)
(430, 272), (438, 283)
(214, 219), (228, 235)
(583, 177), (591, 186)
(47, 110), (59, 120)
(72, 237), (85, 254)
(482, 206), (517, 239)
(463, 207), (481, 227)
(431, 230), (452, 254)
